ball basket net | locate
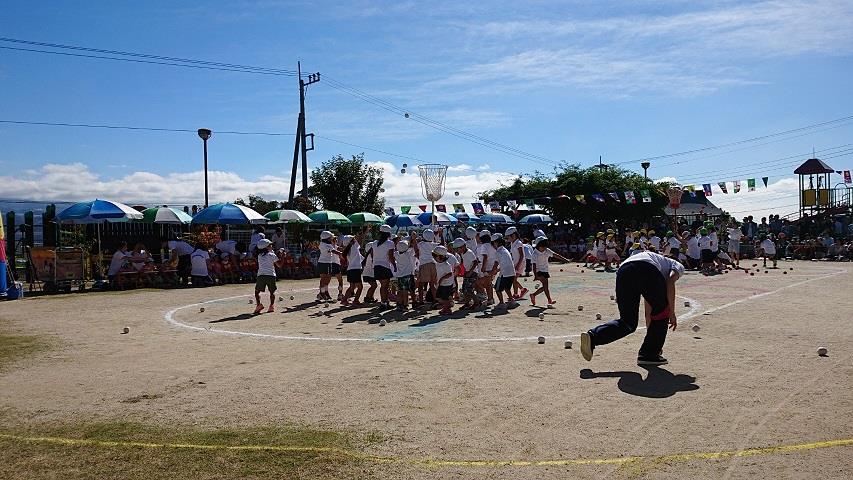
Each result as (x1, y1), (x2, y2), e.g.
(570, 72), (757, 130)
(418, 164), (448, 203)
(667, 185), (683, 209)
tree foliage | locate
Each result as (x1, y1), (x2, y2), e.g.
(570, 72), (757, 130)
(482, 164), (671, 224)
(234, 194), (281, 215)
(309, 153), (385, 214)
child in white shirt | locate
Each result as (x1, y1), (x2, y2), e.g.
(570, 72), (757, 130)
(492, 236), (518, 310)
(432, 245), (455, 315)
(759, 235), (777, 268)
(530, 237), (571, 307)
(340, 235), (364, 305)
(393, 240), (416, 311)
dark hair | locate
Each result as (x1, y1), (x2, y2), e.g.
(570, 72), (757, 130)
(536, 239), (549, 249)
(254, 226), (265, 234)
(492, 237), (505, 247)
(117, 241), (128, 250)
(321, 238), (332, 244)
(479, 234), (491, 243)
(378, 232), (391, 243)
(275, 226), (283, 233)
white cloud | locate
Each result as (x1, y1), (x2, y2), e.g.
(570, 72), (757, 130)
(0, 162), (516, 213)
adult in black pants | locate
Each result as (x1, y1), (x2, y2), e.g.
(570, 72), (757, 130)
(580, 251), (684, 366)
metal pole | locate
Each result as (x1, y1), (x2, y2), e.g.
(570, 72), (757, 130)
(203, 138), (209, 208)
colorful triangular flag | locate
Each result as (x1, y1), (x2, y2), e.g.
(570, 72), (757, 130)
(507, 199), (517, 209)
(624, 191), (636, 205)
(747, 178), (756, 191)
(524, 198), (535, 209)
(702, 184), (712, 197)
(733, 181), (741, 193)
(384, 207), (395, 216)
(592, 193), (606, 203)
(575, 194), (586, 204)
(609, 192), (620, 202)
(844, 170), (851, 184)
(488, 201), (500, 212)
(436, 204), (446, 212)
(419, 205), (428, 212)
(400, 206), (411, 214)
(762, 177), (768, 188)
(640, 189), (652, 203)
(718, 182), (728, 194)
(472, 202), (485, 215)
(685, 185), (696, 197)
(453, 203), (464, 213)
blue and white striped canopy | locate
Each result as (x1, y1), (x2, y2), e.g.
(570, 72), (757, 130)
(192, 203), (267, 225)
(56, 199), (143, 224)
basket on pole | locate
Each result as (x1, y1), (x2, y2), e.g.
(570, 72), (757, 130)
(667, 185), (683, 219)
(418, 164), (448, 227)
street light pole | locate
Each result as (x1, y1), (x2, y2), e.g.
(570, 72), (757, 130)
(198, 128), (212, 207)
(641, 161), (650, 180)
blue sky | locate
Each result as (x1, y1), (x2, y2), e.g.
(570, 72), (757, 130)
(1, 0), (852, 218)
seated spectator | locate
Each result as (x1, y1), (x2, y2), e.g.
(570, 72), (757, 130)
(129, 242), (154, 271)
(107, 241), (130, 282)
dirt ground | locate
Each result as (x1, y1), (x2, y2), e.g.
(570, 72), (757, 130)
(1, 260), (851, 479)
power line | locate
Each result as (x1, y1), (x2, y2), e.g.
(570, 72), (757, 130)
(0, 119), (296, 136)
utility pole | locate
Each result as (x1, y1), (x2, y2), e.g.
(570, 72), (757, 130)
(288, 62), (320, 204)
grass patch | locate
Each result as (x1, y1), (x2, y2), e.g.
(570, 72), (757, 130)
(0, 334), (48, 371)
(0, 421), (382, 479)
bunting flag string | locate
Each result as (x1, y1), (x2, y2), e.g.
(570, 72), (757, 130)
(453, 203), (465, 213)
(592, 193), (606, 203)
(488, 201), (500, 212)
(685, 185), (697, 197)
(384, 207), (395, 216)
(640, 190), (652, 203)
(507, 200), (517, 209)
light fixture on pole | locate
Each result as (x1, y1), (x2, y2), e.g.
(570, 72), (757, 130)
(641, 161), (651, 179)
(197, 128), (212, 207)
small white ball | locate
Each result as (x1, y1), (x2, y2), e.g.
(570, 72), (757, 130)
(537, 336), (546, 344)
(538, 313), (545, 321)
(595, 313), (602, 320)
(692, 324), (700, 332)
(564, 340), (572, 349)
(817, 346), (828, 356)
(379, 319), (387, 326)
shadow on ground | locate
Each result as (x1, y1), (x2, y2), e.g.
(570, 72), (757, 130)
(580, 366), (699, 398)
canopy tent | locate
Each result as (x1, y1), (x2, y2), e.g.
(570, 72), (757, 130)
(192, 203), (266, 225)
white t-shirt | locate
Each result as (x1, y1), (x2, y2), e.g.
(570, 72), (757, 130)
(698, 236), (712, 250)
(476, 243), (496, 274)
(394, 249), (416, 277)
(372, 240), (394, 269)
(461, 249), (477, 273)
(760, 239), (777, 255)
(496, 246), (515, 277)
(668, 238), (681, 252)
(466, 238), (478, 253)
(523, 244), (533, 260)
(606, 240), (617, 251)
(595, 239), (606, 253)
(533, 248), (555, 273)
(650, 236), (661, 250)
(318, 242), (335, 263)
(215, 240), (237, 255)
(709, 232), (719, 252)
(621, 251), (685, 280)
(271, 232), (286, 250)
(168, 240), (194, 256)
(434, 260), (454, 287)
(346, 241), (364, 270)
(510, 239), (524, 267)
(256, 251), (279, 277)
(417, 240), (436, 265)
(727, 228), (742, 242)
(190, 249), (209, 276)
(687, 237), (700, 259)
(108, 250), (128, 276)
(362, 242), (375, 277)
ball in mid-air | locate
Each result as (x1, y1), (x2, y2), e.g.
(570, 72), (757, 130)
(248, 299), (254, 304)
(454, 191), (460, 196)
(400, 168), (406, 174)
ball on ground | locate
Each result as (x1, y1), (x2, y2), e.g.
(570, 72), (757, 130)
(692, 324), (700, 332)
(684, 301), (690, 307)
(560, 268), (563, 272)
(279, 296), (283, 302)
(817, 346), (828, 356)
(610, 295), (615, 301)
(750, 273), (755, 276)
(580, 270), (584, 273)
(595, 313), (602, 320)
(290, 295), (295, 300)
(564, 340), (572, 349)
(537, 336), (545, 344)
(324, 303), (329, 308)
(578, 305), (584, 311)
(538, 313), (545, 321)
(379, 319), (387, 327)
(783, 271), (787, 274)
(248, 299), (254, 304)
(122, 327), (129, 334)
(199, 307), (205, 313)
(789, 267), (793, 271)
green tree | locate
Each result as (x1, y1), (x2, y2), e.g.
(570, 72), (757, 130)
(234, 194), (281, 215)
(309, 153), (385, 214)
(483, 164), (671, 224)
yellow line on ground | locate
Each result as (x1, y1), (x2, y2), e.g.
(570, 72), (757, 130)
(0, 433), (850, 468)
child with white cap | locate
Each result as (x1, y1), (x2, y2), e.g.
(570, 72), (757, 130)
(476, 230), (497, 306)
(530, 236), (571, 307)
(455, 237), (479, 309)
(340, 235), (364, 305)
(316, 231), (340, 301)
(393, 239), (416, 311)
(412, 229), (438, 307)
(492, 234), (518, 310)
(361, 241), (377, 303)
(364, 224), (395, 309)
(465, 226), (479, 253)
(253, 238), (285, 314)
(505, 227), (528, 299)
(432, 245), (455, 315)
